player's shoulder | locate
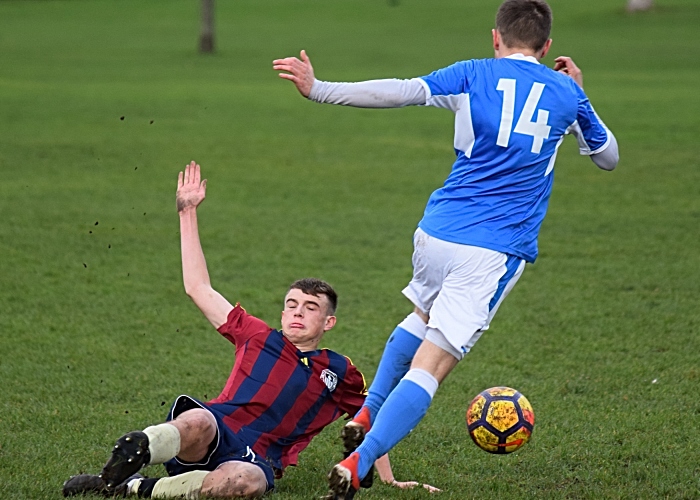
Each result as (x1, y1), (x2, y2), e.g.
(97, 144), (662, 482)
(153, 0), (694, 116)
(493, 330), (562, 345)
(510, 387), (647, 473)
(319, 349), (364, 375)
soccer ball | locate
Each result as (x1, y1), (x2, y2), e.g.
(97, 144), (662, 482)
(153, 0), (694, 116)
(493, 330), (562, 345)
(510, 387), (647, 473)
(466, 386), (535, 454)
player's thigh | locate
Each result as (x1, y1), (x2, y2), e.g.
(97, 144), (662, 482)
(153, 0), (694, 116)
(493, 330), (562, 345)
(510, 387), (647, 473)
(402, 228), (456, 314)
(201, 461), (267, 498)
(428, 247), (514, 351)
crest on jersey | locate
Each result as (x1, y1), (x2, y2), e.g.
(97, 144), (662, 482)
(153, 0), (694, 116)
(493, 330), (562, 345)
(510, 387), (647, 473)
(320, 369), (338, 392)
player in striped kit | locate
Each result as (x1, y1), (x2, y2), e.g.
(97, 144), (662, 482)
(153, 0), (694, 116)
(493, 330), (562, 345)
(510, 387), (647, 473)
(274, 0), (619, 497)
(62, 163), (437, 498)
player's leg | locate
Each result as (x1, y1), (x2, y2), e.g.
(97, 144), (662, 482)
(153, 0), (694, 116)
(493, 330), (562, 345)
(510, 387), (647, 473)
(358, 310), (428, 423)
(354, 252), (526, 469)
(344, 229), (442, 441)
(325, 340), (456, 499)
(327, 243), (525, 499)
(101, 397), (217, 490)
(123, 462), (266, 499)
(343, 310), (426, 463)
(200, 461), (267, 498)
(126, 410), (275, 498)
(340, 229), (440, 488)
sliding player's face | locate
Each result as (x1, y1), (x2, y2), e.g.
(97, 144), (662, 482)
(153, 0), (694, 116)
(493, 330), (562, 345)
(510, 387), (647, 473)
(281, 288), (336, 347)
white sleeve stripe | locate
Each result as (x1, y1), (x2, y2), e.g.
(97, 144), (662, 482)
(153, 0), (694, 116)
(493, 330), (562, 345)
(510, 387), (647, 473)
(589, 130), (612, 155)
(416, 77), (432, 102)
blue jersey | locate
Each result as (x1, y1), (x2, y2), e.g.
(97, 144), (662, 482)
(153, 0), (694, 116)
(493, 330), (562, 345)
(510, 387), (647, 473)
(417, 55), (610, 262)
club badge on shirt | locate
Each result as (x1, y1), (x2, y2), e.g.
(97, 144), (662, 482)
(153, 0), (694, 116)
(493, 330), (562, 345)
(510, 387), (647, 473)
(320, 369), (338, 392)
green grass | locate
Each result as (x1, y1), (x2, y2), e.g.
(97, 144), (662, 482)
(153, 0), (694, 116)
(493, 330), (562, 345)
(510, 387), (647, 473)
(1, 0), (699, 498)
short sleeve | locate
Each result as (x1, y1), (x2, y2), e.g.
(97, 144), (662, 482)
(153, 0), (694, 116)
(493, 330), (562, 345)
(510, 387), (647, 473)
(419, 61), (473, 100)
(216, 303), (272, 347)
(337, 361), (367, 417)
(573, 85), (610, 154)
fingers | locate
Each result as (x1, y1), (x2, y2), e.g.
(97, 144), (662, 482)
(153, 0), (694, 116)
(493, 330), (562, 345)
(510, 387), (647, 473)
(182, 161), (202, 187)
(201, 178), (207, 193)
(273, 61), (302, 76)
(278, 73), (299, 83)
(300, 49), (309, 63)
(553, 56), (583, 87)
(272, 57), (302, 70)
(553, 56), (571, 72)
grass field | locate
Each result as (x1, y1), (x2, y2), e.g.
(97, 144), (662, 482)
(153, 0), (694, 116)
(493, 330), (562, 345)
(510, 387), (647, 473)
(1, 0), (699, 498)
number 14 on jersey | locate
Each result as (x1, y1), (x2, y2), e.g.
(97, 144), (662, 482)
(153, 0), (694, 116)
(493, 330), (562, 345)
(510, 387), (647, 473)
(496, 79), (551, 155)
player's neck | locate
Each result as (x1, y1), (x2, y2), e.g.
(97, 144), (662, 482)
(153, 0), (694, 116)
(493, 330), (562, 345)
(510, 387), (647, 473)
(495, 46), (541, 60)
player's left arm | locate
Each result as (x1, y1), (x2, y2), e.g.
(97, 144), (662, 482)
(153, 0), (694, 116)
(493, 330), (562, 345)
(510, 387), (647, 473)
(374, 454), (441, 493)
(556, 56), (619, 171)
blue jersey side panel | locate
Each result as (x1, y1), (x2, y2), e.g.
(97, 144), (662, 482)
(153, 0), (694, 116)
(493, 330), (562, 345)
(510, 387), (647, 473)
(417, 57), (608, 262)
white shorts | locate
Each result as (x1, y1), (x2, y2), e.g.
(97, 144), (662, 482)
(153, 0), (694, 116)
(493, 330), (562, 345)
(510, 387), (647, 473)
(402, 228), (526, 360)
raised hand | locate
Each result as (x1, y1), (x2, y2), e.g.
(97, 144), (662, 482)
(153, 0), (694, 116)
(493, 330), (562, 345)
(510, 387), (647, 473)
(554, 56), (583, 88)
(272, 50), (316, 97)
(176, 161), (207, 213)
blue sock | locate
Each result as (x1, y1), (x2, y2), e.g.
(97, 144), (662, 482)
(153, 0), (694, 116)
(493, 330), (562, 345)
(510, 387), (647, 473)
(355, 379), (433, 479)
(362, 327), (423, 422)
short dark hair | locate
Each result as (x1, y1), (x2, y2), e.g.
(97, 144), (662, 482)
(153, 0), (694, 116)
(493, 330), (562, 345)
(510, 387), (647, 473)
(288, 278), (338, 315)
(496, 0), (552, 52)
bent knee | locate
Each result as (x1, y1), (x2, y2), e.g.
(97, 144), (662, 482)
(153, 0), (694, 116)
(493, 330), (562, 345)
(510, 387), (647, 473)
(200, 462), (267, 498)
(174, 409), (217, 436)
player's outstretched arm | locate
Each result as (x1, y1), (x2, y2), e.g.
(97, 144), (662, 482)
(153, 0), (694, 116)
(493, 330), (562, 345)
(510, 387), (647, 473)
(374, 454), (441, 493)
(273, 50), (426, 108)
(178, 161), (234, 329)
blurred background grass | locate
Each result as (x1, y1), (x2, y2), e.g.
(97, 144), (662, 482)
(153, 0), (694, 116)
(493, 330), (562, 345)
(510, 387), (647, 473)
(0, 0), (699, 498)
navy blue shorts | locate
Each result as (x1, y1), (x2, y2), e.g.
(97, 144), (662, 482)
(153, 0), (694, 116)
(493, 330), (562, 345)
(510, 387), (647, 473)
(163, 395), (275, 491)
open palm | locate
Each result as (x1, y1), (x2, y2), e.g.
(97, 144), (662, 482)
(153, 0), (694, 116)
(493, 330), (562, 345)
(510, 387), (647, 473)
(177, 161), (207, 212)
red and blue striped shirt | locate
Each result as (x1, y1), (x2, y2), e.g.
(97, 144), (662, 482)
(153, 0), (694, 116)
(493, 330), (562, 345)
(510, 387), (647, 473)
(207, 304), (366, 474)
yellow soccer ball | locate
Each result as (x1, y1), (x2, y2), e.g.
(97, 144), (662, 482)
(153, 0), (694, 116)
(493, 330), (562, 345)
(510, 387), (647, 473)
(466, 386), (535, 454)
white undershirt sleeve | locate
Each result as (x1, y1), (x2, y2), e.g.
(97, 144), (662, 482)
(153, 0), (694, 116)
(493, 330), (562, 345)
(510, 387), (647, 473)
(308, 78), (427, 108)
(590, 132), (619, 171)
(568, 121), (620, 171)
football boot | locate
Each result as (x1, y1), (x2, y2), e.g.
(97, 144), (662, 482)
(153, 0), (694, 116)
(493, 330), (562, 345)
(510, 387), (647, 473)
(341, 407), (373, 488)
(62, 473), (143, 497)
(100, 431), (150, 491)
(322, 452), (361, 500)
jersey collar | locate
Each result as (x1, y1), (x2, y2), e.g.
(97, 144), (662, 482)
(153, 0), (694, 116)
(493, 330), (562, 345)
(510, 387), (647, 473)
(505, 53), (540, 64)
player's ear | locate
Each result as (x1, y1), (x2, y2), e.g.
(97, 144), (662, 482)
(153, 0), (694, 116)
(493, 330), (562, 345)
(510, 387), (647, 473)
(492, 29), (499, 51)
(323, 315), (337, 332)
(540, 39), (553, 59)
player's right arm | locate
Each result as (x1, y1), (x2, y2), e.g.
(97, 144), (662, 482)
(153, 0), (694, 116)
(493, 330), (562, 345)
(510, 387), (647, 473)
(273, 50), (427, 108)
(555, 56), (619, 171)
(177, 161), (234, 330)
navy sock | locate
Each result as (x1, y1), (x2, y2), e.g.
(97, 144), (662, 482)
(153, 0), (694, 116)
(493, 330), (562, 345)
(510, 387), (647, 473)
(137, 478), (159, 498)
(355, 378), (432, 478)
(362, 327), (422, 422)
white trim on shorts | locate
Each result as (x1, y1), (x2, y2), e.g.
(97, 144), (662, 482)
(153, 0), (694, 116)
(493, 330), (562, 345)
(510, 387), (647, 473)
(402, 228), (526, 360)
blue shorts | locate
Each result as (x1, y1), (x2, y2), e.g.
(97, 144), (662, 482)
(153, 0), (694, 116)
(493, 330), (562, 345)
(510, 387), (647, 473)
(163, 395), (275, 491)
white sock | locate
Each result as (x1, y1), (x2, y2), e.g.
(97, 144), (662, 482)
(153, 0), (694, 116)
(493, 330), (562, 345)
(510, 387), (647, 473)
(143, 424), (181, 465)
(403, 368), (440, 398)
(152, 470), (208, 499)
(126, 477), (142, 496)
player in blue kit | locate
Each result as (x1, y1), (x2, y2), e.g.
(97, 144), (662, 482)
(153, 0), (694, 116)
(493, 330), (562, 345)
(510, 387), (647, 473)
(274, 0), (619, 497)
